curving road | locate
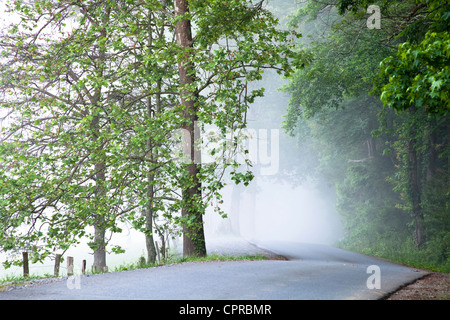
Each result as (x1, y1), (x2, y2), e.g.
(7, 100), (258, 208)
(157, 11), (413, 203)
(0, 240), (428, 300)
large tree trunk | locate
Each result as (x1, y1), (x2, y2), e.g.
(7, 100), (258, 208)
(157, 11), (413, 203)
(92, 216), (107, 272)
(92, 118), (107, 272)
(91, 7), (110, 271)
(174, 0), (206, 257)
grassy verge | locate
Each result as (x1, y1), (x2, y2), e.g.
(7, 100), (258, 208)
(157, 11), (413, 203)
(111, 253), (268, 272)
(337, 239), (450, 274)
(0, 273), (56, 292)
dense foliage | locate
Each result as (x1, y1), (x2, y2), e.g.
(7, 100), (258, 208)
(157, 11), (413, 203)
(283, 0), (449, 271)
(0, 0), (301, 269)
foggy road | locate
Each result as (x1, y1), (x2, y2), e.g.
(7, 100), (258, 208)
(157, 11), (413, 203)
(0, 240), (428, 300)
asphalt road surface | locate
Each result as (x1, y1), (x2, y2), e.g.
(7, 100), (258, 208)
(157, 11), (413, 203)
(0, 239), (428, 300)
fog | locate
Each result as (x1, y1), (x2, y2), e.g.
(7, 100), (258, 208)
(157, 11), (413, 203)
(205, 179), (343, 245)
(203, 77), (344, 246)
(0, 67), (343, 279)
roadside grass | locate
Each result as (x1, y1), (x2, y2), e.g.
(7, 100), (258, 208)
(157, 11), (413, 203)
(338, 239), (450, 274)
(112, 253), (268, 272)
(0, 253), (268, 289)
(0, 273), (56, 292)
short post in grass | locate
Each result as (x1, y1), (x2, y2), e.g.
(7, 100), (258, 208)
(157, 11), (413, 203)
(82, 260), (86, 275)
(22, 252), (29, 278)
(54, 254), (62, 277)
(67, 256), (74, 276)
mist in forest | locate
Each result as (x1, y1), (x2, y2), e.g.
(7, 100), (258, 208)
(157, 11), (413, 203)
(204, 179), (343, 245)
(204, 72), (344, 246)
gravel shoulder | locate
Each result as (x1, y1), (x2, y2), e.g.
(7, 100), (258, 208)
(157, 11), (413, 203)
(385, 272), (450, 300)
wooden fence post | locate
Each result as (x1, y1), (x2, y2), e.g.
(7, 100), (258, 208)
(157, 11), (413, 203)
(22, 252), (29, 278)
(54, 254), (62, 277)
(82, 260), (86, 275)
(67, 256), (74, 276)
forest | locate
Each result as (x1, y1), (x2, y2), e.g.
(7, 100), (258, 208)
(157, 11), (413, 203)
(280, 0), (449, 272)
(0, 0), (449, 275)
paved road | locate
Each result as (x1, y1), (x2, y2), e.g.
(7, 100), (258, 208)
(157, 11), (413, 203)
(0, 238), (427, 300)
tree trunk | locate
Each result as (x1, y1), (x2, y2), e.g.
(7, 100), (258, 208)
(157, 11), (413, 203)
(366, 137), (377, 158)
(181, 161), (206, 257)
(426, 121), (437, 182)
(144, 12), (157, 265)
(174, 0), (206, 257)
(92, 147), (107, 272)
(91, 5), (111, 272)
(408, 108), (425, 247)
(409, 140), (425, 247)
(145, 175), (157, 264)
(447, 118), (450, 178)
(145, 107), (157, 264)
